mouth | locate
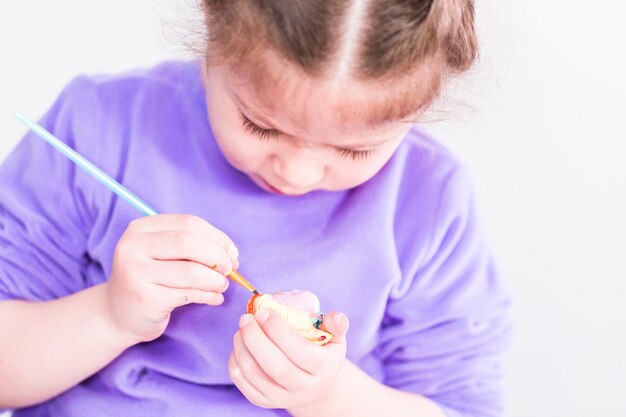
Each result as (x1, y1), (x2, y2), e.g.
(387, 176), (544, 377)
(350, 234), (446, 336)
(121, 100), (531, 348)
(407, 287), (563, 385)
(265, 181), (288, 195)
(257, 176), (303, 196)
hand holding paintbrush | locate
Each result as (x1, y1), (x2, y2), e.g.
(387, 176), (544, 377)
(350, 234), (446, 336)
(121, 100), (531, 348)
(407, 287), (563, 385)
(14, 112), (259, 342)
(106, 213), (239, 342)
(14, 112), (258, 293)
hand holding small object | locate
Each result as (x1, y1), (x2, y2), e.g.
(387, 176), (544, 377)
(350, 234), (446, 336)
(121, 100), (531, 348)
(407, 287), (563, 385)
(229, 306), (349, 409)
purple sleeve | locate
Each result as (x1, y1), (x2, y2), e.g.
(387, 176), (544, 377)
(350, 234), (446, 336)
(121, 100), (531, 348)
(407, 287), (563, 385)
(380, 166), (512, 417)
(0, 78), (97, 302)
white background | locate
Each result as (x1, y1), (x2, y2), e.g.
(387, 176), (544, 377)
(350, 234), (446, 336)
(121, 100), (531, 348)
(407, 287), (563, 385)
(1, 1), (625, 416)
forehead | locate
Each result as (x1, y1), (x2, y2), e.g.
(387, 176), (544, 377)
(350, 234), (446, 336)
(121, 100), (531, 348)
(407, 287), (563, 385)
(224, 52), (440, 139)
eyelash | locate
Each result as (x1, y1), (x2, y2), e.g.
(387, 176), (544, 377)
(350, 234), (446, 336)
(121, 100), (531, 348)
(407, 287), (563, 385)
(334, 147), (374, 161)
(240, 113), (279, 142)
(239, 113), (375, 161)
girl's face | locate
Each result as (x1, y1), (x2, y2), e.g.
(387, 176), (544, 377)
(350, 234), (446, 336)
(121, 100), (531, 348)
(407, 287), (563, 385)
(202, 59), (420, 196)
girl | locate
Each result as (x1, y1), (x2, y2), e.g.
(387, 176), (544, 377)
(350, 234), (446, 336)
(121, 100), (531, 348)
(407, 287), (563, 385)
(0, 1), (511, 416)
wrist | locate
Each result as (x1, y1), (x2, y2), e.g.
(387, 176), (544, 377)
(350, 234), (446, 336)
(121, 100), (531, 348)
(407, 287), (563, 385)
(289, 359), (448, 417)
(93, 283), (141, 349)
(287, 359), (356, 417)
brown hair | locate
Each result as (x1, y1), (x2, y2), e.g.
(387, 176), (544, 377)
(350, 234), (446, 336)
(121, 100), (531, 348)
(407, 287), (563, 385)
(201, 0), (478, 119)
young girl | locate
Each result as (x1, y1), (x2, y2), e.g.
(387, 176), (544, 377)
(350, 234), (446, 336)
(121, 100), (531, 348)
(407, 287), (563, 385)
(0, 1), (511, 416)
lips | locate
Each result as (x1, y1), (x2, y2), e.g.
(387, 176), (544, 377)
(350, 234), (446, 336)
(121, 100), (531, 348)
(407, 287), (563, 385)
(265, 181), (287, 195)
(258, 176), (303, 196)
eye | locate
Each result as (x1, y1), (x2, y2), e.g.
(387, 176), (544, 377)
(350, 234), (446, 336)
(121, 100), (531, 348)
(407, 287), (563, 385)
(240, 113), (279, 141)
(240, 112), (374, 161)
(335, 147), (374, 162)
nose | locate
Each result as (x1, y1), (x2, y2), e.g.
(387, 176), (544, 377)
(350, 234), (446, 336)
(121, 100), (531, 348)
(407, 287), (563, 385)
(272, 149), (324, 190)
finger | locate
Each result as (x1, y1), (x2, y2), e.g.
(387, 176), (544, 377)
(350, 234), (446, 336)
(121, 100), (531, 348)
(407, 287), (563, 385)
(146, 260), (229, 293)
(253, 309), (322, 374)
(150, 285), (225, 309)
(239, 314), (310, 388)
(228, 352), (271, 408)
(232, 330), (290, 398)
(319, 312), (350, 345)
(128, 214), (238, 254)
(138, 230), (234, 275)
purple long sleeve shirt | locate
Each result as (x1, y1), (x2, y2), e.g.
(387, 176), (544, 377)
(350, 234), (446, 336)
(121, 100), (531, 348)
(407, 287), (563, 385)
(0, 60), (511, 417)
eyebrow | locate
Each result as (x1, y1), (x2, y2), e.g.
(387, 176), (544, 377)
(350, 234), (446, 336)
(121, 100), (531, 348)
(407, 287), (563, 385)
(231, 92), (393, 150)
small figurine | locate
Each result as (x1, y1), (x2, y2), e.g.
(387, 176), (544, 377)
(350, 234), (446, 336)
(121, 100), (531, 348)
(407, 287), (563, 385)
(246, 290), (332, 345)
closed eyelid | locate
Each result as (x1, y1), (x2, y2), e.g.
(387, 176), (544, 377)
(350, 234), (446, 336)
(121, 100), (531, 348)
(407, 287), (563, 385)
(240, 112), (279, 141)
(240, 112), (274, 131)
(241, 113), (381, 155)
(236, 99), (390, 153)
(239, 113), (377, 161)
(231, 90), (399, 151)
(232, 92), (281, 130)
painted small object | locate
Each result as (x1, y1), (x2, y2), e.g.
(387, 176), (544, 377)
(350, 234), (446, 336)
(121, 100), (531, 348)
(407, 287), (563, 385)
(246, 290), (332, 345)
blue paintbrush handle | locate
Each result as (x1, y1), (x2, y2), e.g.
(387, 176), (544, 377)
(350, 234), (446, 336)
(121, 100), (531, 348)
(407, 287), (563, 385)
(13, 112), (261, 293)
(13, 111), (158, 217)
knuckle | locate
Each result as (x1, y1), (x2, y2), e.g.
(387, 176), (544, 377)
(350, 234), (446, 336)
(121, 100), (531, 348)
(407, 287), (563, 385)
(272, 365), (290, 382)
(289, 375), (307, 391)
(218, 252), (234, 275)
(127, 218), (143, 232)
(207, 224), (232, 248)
(212, 272), (230, 293)
(206, 268), (227, 290)
(178, 214), (200, 230)
(241, 331), (257, 346)
(182, 262), (204, 283)
(115, 235), (134, 257)
(238, 357), (256, 374)
(219, 233), (234, 250)
(171, 231), (191, 249)
(255, 400), (272, 409)
(228, 356), (240, 377)
(292, 351), (310, 368)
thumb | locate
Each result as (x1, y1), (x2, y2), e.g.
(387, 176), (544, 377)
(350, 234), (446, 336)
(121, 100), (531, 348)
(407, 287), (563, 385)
(320, 312), (349, 345)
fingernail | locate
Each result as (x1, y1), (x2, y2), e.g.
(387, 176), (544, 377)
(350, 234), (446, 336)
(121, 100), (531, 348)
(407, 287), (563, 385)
(239, 314), (253, 327)
(255, 308), (270, 323)
(333, 314), (343, 326)
(221, 278), (230, 292)
(228, 245), (239, 260)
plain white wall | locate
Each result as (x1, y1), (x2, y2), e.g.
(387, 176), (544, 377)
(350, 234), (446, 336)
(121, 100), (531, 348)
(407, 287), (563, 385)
(1, 1), (625, 416)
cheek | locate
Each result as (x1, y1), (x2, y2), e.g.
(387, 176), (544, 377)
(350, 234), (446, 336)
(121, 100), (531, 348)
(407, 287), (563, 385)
(214, 128), (271, 174)
(215, 131), (264, 170)
(207, 108), (269, 171)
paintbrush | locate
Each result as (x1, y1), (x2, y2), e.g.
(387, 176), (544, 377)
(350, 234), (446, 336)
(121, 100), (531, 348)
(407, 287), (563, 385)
(13, 111), (259, 295)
